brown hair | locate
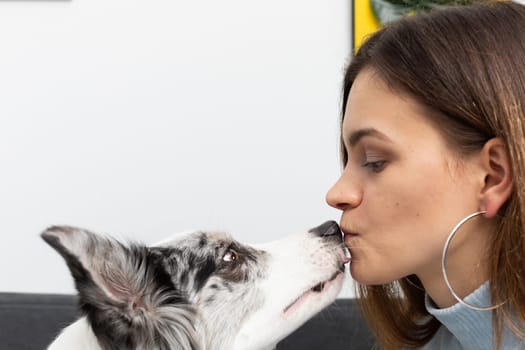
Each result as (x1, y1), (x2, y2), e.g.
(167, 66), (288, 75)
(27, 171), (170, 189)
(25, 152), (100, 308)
(341, 1), (525, 348)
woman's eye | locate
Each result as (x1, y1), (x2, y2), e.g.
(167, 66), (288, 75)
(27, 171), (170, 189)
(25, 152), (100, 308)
(363, 160), (387, 173)
(222, 249), (239, 262)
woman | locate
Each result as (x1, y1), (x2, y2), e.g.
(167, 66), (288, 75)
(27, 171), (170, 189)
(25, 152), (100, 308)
(326, 1), (525, 349)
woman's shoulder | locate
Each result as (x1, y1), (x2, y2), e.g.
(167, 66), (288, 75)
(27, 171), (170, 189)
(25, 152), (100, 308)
(419, 324), (525, 349)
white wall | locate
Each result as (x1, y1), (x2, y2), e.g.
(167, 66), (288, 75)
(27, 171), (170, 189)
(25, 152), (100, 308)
(0, 0), (352, 296)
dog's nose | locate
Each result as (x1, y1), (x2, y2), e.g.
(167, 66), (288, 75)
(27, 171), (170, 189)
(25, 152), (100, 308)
(309, 221), (342, 239)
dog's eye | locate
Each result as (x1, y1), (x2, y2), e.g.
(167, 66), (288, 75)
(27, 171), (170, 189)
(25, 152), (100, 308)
(222, 249), (239, 262)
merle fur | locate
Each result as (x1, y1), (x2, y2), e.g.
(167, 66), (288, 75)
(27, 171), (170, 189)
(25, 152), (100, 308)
(42, 227), (265, 350)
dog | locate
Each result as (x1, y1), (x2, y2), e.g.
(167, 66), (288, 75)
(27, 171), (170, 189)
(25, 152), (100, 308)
(41, 221), (348, 350)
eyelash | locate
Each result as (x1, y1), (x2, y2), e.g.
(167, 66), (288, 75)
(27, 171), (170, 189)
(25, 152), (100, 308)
(362, 160), (387, 173)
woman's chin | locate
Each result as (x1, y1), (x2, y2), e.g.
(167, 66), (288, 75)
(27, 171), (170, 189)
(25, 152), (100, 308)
(349, 260), (375, 285)
(350, 262), (396, 286)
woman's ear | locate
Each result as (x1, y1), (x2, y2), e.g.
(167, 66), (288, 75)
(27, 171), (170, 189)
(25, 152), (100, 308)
(479, 138), (513, 218)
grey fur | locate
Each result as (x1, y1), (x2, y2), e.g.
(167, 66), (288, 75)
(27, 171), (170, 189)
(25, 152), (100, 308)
(42, 221), (347, 350)
(42, 226), (269, 350)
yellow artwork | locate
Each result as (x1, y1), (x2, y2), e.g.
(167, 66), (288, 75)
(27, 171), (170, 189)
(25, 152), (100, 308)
(352, 0), (477, 50)
(353, 0), (381, 51)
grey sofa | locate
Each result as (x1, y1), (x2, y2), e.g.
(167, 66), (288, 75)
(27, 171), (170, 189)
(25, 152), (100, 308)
(0, 292), (376, 349)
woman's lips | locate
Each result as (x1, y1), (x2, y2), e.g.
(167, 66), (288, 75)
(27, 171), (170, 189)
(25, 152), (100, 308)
(342, 228), (359, 238)
(342, 230), (359, 246)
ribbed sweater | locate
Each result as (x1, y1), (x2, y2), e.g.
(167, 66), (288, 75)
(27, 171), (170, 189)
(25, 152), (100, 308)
(422, 282), (524, 349)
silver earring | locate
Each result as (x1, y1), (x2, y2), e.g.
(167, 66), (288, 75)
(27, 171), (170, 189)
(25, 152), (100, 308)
(442, 211), (505, 311)
(404, 275), (425, 291)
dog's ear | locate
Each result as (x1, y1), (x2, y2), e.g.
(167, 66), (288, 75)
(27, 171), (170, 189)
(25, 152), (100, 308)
(41, 226), (200, 350)
(42, 226), (128, 303)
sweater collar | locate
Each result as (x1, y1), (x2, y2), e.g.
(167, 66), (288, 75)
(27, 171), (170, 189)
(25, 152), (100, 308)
(425, 281), (494, 349)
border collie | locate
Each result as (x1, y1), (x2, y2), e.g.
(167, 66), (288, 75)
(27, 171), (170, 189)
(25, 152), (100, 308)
(42, 221), (348, 350)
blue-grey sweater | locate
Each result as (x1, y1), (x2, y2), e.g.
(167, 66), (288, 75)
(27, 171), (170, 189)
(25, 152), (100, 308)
(422, 282), (524, 349)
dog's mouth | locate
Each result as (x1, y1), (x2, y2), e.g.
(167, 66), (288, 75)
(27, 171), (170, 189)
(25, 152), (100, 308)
(282, 270), (343, 315)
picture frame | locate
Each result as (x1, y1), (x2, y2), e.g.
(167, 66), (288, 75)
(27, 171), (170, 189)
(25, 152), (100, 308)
(352, 0), (477, 50)
(352, 0), (381, 51)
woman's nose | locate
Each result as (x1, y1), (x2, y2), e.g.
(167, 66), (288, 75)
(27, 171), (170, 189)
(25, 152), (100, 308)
(326, 174), (362, 211)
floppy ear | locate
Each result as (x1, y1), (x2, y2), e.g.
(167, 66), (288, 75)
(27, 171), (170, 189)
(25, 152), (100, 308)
(478, 138), (513, 218)
(41, 226), (200, 350)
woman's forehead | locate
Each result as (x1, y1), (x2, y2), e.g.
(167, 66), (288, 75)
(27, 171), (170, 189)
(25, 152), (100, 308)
(342, 70), (447, 149)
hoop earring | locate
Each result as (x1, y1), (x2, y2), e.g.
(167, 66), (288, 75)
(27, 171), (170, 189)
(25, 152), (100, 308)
(404, 275), (425, 292)
(442, 211), (505, 311)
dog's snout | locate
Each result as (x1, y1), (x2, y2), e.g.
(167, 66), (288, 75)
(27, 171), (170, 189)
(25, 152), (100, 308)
(309, 221), (342, 240)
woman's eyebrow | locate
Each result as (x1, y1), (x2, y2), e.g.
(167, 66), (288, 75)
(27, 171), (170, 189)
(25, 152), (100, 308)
(348, 128), (392, 147)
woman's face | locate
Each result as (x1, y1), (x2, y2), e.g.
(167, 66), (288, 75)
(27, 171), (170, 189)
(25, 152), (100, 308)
(326, 69), (482, 286)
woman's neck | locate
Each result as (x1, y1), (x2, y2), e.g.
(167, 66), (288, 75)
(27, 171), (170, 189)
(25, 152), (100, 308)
(418, 227), (491, 308)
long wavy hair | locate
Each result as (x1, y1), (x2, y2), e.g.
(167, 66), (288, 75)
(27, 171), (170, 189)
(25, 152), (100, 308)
(340, 1), (525, 348)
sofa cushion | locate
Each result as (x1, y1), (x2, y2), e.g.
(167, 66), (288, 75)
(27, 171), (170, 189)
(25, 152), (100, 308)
(0, 293), (79, 350)
(276, 299), (376, 349)
(0, 293), (376, 349)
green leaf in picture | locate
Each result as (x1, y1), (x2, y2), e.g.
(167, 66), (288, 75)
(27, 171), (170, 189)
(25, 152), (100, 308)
(370, 0), (477, 25)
